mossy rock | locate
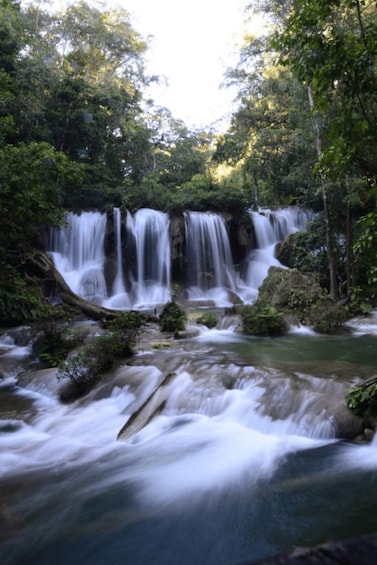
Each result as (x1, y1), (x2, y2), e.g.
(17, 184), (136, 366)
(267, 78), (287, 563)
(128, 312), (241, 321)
(159, 301), (187, 333)
(241, 304), (288, 336)
(257, 266), (346, 333)
(196, 313), (218, 329)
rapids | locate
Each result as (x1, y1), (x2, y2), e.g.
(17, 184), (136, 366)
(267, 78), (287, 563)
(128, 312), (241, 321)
(1, 320), (377, 564)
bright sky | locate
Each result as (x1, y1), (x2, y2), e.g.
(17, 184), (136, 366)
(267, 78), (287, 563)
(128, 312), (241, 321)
(119, 0), (252, 130)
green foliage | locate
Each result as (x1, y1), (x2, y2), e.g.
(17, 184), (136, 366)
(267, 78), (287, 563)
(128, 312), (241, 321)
(274, 0), (377, 182)
(0, 266), (54, 325)
(278, 215), (329, 287)
(159, 301), (187, 333)
(354, 212), (377, 299)
(58, 352), (98, 399)
(35, 324), (82, 367)
(196, 313), (218, 329)
(57, 312), (144, 400)
(346, 383), (377, 426)
(310, 302), (348, 335)
(257, 266), (347, 333)
(0, 142), (83, 252)
(102, 311), (145, 333)
(241, 304), (287, 336)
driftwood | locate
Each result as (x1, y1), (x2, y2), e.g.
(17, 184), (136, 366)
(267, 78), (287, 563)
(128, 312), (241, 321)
(25, 248), (119, 322)
(117, 372), (177, 441)
(361, 375), (377, 388)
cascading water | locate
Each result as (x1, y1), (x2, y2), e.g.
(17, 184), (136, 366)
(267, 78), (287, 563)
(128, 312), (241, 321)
(48, 210), (108, 303)
(112, 207), (126, 295)
(184, 211), (238, 306)
(48, 206), (312, 309)
(126, 208), (171, 309)
(2, 326), (377, 565)
(242, 206), (312, 296)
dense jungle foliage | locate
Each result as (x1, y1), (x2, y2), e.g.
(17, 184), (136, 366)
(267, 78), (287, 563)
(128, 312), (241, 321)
(0, 0), (377, 323)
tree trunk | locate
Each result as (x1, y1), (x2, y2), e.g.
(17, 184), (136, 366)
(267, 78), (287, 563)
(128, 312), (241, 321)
(346, 200), (354, 293)
(24, 248), (119, 321)
(307, 86), (339, 301)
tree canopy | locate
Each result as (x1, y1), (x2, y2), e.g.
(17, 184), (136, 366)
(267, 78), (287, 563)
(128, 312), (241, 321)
(1, 0), (377, 322)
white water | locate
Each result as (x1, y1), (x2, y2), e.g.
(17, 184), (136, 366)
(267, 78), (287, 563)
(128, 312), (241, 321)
(184, 211), (239, 306)
(124, 208), (171, 309)
(0, 346), (334, 485)
(48, 211), (108, 303)
(48, 206), (312, 309)
(2, 331), (377, 564)
(243, 207), (312, 296)
(112, 207), (126, 296)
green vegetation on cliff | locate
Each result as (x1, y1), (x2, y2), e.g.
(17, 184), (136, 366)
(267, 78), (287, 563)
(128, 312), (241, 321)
(0, 0), (377, 322)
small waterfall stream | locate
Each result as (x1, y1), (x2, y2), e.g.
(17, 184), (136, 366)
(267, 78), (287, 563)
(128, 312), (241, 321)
(112, 207), (126, 296)
(243, 207), (312, 295)
(48, 211), (108, 302)
(126, 208), (171, 309)
(184, 211), (238, 305)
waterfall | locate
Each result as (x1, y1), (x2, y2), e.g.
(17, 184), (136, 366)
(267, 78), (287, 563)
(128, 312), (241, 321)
(48, 211), (108, 302)
(242, 207), (312, 295)
(126, 208), (171, 309)
(112, 207), (126, 295)
(48, 206), (311, 310)
(184, 211), (237, 306)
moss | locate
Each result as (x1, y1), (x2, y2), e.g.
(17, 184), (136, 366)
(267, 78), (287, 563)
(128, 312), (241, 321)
(241, 304), (287, 336)
(257, 266), (346, 333)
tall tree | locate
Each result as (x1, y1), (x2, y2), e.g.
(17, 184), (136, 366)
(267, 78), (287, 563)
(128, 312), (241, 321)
(271, 0), (377, 299)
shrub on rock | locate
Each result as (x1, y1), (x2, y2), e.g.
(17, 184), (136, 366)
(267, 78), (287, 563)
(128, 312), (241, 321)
(159, 301), (187, 333)
(241, 304), (287, 336)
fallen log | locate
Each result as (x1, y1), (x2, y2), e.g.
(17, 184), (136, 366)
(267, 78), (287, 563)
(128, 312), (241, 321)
(117, 372), (177, 441)
(24, 248), (119, 322)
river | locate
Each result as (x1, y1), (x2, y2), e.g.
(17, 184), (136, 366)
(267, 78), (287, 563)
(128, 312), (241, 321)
(1, 318), (377, 564)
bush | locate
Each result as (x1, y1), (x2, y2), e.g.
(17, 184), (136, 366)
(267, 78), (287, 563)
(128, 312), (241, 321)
(159, 301), (186, 333)
(58, 352), (97, 393)
(57, 311), (145, 401)
(0, 267), (54, 325)
(101, 311), (145, 338)
(241, 304), (287, 336)
(346, 382), (377, 427)
(35, 324), (82, 367)
(196, 313), (218, 329)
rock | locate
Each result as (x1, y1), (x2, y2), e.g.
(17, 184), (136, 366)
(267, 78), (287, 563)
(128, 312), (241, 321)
(257, 267), (347, 333)
(151, 341), (172, 349)
(364, 428), (375, 442)
(249, 533), (377, 564)
(117, 372), (177, 441)
(175, 329), (201, 339)
(17, 367), (60, 396)
(331, 400), (364, 439)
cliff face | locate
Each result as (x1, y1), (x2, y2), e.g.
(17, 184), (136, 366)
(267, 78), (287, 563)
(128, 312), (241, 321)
(170, 215), (186, 286)
(102, 210), (256, 291)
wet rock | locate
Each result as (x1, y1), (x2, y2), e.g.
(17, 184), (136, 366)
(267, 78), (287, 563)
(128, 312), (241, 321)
(17, 367), (60, 396)
(250, 533), (377, 564)
(331, 400), (364, 439)
(257, 267), (347, 333)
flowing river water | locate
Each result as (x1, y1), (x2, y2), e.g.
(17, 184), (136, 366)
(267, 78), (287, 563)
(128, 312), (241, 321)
(1, 317), (377, 564)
